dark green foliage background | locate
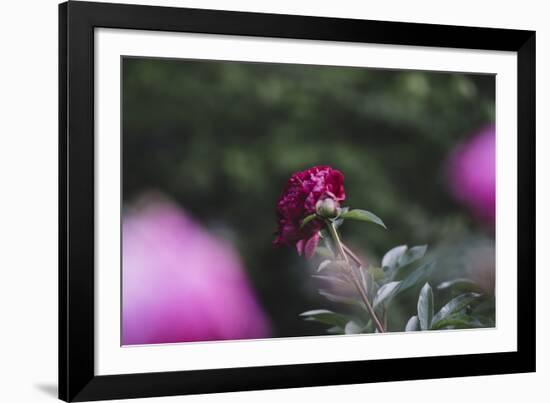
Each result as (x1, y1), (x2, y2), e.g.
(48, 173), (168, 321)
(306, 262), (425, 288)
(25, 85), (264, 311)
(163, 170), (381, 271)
(122, 57), (495, 337)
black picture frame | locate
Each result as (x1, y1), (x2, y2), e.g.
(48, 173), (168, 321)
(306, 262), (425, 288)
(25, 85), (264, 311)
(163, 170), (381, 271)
(59, 1), (536, 401)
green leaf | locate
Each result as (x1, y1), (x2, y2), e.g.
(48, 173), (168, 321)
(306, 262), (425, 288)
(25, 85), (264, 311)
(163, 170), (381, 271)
(344, 320), (364, 334)
(340, 209), (387, 229)
(430, 314), (485, 330)
(336, 207), (350, 217)
(311, 274), (349, 288)
(396, 260), (436, 295)
(372, 261), (435, 309)
(471, 296), (496, 317)
(319, 260), (347, 273)
(359, 266), (369, 290)
(431, 293), (482, 327)
(373, 281), (401, 308)
(315, 246), (334, 259)
(405, 315), (420, 331)
(397, 245), (427, 268)
(417, 283), (434, 330)
(472, 315), (495, 327)
(300, 213), (318, 228)
(317, 260), (332, 272)
(363, 319), (374, 333)
(437, 278), (483, 293)
(388, 245), (428, 282)
(368, 266), (385, 281)
(382, 245), (407, 270)
(326, 326), (345, 335)
(359, 267), (379, 304)
(319, 289), (361, 306)
(299, 309), (349, 328)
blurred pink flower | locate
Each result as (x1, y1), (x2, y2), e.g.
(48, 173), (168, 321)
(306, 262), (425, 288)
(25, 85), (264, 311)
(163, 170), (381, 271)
(122, 199), (270, 345)
(447, 124), (495, 226)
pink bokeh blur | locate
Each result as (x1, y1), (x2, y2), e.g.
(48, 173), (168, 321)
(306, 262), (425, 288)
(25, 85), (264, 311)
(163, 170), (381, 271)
(447, 124), (496, 227)
(122, 198), (271, 345)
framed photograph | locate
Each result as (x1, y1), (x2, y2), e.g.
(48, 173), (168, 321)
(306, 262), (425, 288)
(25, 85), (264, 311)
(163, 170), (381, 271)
(59, 1), (535, 401)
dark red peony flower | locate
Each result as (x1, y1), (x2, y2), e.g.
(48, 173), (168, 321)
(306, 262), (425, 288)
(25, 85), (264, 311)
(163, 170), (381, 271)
(274, 165), (345, 258)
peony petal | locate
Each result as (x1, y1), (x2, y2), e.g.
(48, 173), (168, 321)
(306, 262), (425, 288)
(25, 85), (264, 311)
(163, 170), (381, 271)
(303, 232), (320, 259)
(296, 239), (305, 256)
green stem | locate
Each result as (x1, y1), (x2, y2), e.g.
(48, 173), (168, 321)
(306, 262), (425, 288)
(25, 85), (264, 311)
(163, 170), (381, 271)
(325, 221), (348, 263)
(325, 221), (385, 333)
(342, 243), (364, 267)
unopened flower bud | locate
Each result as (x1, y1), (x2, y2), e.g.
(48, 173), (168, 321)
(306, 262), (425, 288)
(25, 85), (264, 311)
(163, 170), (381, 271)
(316, 198), (340, 218)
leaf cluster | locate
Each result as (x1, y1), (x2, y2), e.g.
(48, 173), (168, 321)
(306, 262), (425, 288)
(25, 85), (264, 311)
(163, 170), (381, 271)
(302, 236), (492, 334)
